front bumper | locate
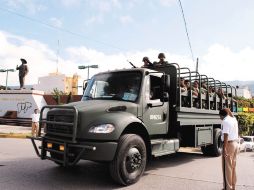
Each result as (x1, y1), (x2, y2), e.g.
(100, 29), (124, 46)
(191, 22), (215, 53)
(245, 145), (253, 150)
(30, 136), (118, 166)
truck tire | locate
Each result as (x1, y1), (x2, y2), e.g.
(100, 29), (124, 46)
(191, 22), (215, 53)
(201, 145), (212, 156)
(201, 128), (222, 157)
(109, 134), (147, 186)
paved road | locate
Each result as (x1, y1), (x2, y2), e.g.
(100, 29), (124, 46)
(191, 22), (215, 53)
(0, 138), (253, 190)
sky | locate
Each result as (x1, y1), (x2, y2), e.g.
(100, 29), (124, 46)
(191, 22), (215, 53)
(0, 0), (254, 88)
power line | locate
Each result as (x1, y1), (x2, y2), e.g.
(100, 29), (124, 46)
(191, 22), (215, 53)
(0, 7), (125, 52)
(178, 0), (195, 62)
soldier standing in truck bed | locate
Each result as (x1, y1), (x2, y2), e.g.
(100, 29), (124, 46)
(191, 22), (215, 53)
(16, 58), (29, 89)
(141, 56), (153, 68)
(153, 53), (169, 66)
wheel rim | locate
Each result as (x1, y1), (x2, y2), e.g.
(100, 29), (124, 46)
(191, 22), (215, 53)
(125, 147), (142, 173)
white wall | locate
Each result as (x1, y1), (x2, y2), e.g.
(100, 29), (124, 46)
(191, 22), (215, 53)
(0, 90), (47, 118)
(33, 74), (65, 94)
(237, 87), (252, 99)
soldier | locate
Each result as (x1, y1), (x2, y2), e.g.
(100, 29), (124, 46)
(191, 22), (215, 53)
(153, 53), (169, 66)
(141, 56), (153, 68)
(16, 58), (29, 89)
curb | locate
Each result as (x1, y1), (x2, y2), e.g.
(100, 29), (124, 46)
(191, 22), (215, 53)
(0, 133), (30, 139)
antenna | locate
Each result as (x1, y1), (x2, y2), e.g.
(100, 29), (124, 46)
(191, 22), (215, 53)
(196, 57), (199, 73)
(56, 39), (60, 73)
(178, 0), (195, 63)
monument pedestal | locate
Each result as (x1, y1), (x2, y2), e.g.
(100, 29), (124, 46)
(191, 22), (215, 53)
(0, 90), (47, 119)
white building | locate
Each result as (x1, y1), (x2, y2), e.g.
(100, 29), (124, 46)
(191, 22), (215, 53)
(237, 86), (252, 99)
(33, 72), (79, 95)
(0, 90), (47, 118)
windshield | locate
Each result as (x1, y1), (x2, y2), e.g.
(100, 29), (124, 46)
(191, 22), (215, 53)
(243, 137), (252, 142)
(82, 71), (142, 102)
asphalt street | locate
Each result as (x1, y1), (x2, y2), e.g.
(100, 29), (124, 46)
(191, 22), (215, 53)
(0, 138), (254, 190)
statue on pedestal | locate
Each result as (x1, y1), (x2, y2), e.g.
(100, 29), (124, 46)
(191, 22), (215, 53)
(16, 58), (29, 89)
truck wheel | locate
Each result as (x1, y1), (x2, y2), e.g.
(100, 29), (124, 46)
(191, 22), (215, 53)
(109, 134), (147, 186)
(201, 145), (212, 156)
(211, 128), (222, 156)
(201, 128), (222, 157)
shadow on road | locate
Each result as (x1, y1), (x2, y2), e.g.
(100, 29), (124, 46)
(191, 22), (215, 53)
(0, 151), (211, 190)
(144, 151), (208, 175)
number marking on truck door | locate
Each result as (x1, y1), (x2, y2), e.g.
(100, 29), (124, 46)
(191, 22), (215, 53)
(150, 115), (162, 120)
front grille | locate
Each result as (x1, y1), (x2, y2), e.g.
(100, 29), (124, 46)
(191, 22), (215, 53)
(46, 113), (75, 136)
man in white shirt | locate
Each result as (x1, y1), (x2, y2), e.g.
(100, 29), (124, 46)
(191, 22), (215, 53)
(220, 108), (238, 190)
(31, 109), (40, 137)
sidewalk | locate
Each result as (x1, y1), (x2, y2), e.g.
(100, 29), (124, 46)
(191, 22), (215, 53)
(0, 125), (31, 138)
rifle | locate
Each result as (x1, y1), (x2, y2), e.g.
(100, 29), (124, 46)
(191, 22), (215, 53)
(127, 60), (137, 68)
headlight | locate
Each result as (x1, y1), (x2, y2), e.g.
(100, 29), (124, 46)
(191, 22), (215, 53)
(88, 124), (115, 134)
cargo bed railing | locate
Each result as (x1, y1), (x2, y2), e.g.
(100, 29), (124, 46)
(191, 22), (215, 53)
(153, 63), (238, 113)
(38, 105), (79, 143)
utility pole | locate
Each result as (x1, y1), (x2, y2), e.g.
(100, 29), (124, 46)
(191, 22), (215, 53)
(78, 65), (99, 80)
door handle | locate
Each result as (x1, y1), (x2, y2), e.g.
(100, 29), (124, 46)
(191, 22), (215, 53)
(163, 112), (167, 121)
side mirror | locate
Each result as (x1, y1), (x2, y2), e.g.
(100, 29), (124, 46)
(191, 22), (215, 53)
(83, 80), (89, 94)
(160, 92), (169, 102)
(161, 75), (170, 91)
(83, 82), (88, 92)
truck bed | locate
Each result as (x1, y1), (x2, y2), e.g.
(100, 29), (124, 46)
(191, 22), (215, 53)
(176, 107), (221, 126)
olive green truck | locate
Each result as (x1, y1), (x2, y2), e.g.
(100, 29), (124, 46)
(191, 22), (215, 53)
(31, 63), (238, 185)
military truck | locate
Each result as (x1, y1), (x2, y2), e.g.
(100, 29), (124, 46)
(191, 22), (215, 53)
(31, 63), (238, 185)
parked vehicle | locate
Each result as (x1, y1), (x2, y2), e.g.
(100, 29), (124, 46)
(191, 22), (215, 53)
(30, 64), (238, 185)
(238, 138), (247, 152)
(242, 136), (254, 151)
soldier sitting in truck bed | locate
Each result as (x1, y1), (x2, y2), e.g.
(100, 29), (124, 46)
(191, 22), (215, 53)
(180, 78), (187, 93)
(201, 82), (208, 95)
(208, 86), (216, 109)
(191, 81), (199, 108)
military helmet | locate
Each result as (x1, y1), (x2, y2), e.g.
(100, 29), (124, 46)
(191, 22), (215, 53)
(158, 53), (165, 59)
(142, 56), (149, 62)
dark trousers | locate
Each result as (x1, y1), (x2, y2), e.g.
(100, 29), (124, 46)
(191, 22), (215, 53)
(19, 75), (25, 89)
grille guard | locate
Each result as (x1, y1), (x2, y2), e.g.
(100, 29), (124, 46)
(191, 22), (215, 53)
(39, 105), (79, 143)
(29, 136), (96, 167)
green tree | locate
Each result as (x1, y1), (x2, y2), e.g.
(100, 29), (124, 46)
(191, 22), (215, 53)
(238, 113), (254, 136)
(51, 88), (66, 105)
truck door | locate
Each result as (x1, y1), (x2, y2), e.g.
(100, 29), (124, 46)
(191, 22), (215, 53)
(142, 74), (169, 135)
